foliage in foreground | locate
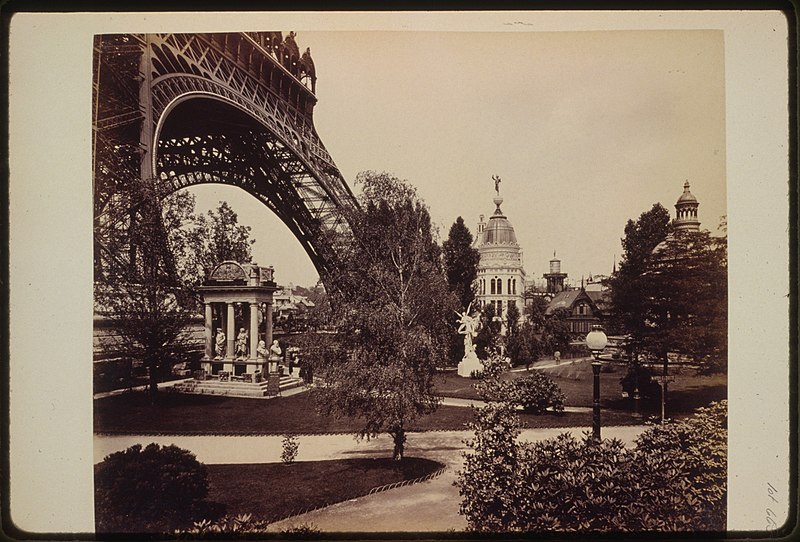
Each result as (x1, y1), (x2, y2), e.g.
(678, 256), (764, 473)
(95, 443), (214, 533)
(457, 385), (727, 532)
(182, 515), (320, 537)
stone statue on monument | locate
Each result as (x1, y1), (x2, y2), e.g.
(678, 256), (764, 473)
(235, 328), (249, 359)
(215, 330), (226, 359)
(492, 174), (501, 194)
(256, 340), (267, 359)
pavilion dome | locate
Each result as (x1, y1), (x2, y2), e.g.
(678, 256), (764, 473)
(677, 181), (698, 204)
(477, 196), (519, 247)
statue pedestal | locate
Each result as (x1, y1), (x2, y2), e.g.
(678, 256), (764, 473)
(457, 351), (483, 378)
(266, 372), (281, 396)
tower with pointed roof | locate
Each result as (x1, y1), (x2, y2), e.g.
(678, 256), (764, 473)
(474, 177), (526, 324)
(673, 180), (701, 232)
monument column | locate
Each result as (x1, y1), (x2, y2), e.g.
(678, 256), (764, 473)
(265, 301), (273, 347)
(249, 302), (259, 363)
(225, 302), (235, 372)
(203, 302), (213, 372)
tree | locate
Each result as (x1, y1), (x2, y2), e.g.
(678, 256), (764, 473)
(314, 171), (456, 460)
(443, 217), (481, 363)
(162, 193), (256, 299)
(543, 308), (572, 356)
(96, 181), (195, 403)
(474, 302), (501, 359)
(608, 204), (727, 373)
(506, 320), (542, 369)
(607, 203), (671, 352)
(640, 229), (728, 372)
(443, 216), (480, 309)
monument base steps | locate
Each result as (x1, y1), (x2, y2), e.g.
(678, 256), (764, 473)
(172, 374), (304, 398)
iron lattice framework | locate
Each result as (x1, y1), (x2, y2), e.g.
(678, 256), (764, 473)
(93, 32), (356, 285)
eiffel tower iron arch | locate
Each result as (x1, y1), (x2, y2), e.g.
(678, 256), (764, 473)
(93, 32), (356, 287)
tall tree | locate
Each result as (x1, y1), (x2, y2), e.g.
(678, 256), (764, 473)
(475, 302), (502, 359)
(640, 229), (728, 372)
(162, 193), (256, 299)
(607, 203), (672, 353)
(608, 205), (727, 373)
(443, 217), (480, 309)
(97, 181), (194, 403)
(315, 171), (457, 460)
(443, 217), (481, 364)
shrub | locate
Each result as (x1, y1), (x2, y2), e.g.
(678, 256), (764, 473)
(620, 364), (660, 399)
(95, 443), (212, 533)
(281, 434), (299, 465)
(457, 400), (727, 532)
(183, 514), (270, 534)
(510, 372), (565, 414)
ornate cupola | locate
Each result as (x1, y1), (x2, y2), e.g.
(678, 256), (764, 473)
(674, 180), (701, 232)
(473, 176), (526, 325)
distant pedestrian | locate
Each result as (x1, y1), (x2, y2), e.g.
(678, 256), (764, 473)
(554, 351), (561, 364)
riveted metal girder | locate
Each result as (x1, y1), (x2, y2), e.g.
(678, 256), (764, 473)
(93, 32), (356, 285)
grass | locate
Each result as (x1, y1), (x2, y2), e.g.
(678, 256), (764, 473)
(96, 457), (444, 533)
(435, 360), (726, 418)
(205, 457), (444, 523)
(538, 360), (727, 416)
(94, 388), (643, 435)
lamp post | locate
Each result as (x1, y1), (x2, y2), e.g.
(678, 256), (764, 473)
(586, 325), (608, 441)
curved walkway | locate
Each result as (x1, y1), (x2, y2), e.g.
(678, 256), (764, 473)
(94, 425), (646, 532)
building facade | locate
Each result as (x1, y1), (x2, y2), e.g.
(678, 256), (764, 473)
(473, 190), (526, 322)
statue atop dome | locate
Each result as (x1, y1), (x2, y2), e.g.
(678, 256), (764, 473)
(492, 174), (502, 195)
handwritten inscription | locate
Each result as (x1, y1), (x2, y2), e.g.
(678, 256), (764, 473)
(766, 482), (779, 530)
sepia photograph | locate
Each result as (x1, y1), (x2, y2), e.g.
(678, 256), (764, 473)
(7, 10), (792, 538)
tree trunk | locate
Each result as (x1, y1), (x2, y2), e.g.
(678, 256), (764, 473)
(392, 429), (406, 461)
(148, 360), (159, 405)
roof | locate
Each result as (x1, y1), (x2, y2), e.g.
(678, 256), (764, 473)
(476, 197), (519, 247)
(586, 290), (611, 312)
(546, 289), (595, 315)
(676, 181), (698, 204)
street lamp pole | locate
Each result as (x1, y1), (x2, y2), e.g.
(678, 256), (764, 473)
(586, 325), (608, 441)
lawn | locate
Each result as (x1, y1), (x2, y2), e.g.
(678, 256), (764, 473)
(206, 457), (444, 523)
(94, 388), (643, 435)
(538, 360), (727, 416)
(96, 457), (444, 534)
(434, 360), (726, 418)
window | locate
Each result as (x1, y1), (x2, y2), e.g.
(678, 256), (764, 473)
(497, 300), (503, 317)
(497, 279), (502, 295)
(490, 279), (496, 295)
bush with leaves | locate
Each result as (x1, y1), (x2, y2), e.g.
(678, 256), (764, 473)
(509, 372), (566, 414)
(281, 434), (299, 465)
(95, 443), (213, 533)
(620, 363), (661, 400)
(457, 400), (727, 532)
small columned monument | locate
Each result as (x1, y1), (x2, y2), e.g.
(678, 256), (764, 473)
(173, 261), (301, 397)
(456, 303), (482, 377)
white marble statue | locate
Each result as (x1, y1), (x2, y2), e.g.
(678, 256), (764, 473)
(215, 330), (226, 359)
(235, 328), (248, 359)
(456, 302), (478, 356)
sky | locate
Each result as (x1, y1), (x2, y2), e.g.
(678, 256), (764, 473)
(188, 29), (726, 289)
